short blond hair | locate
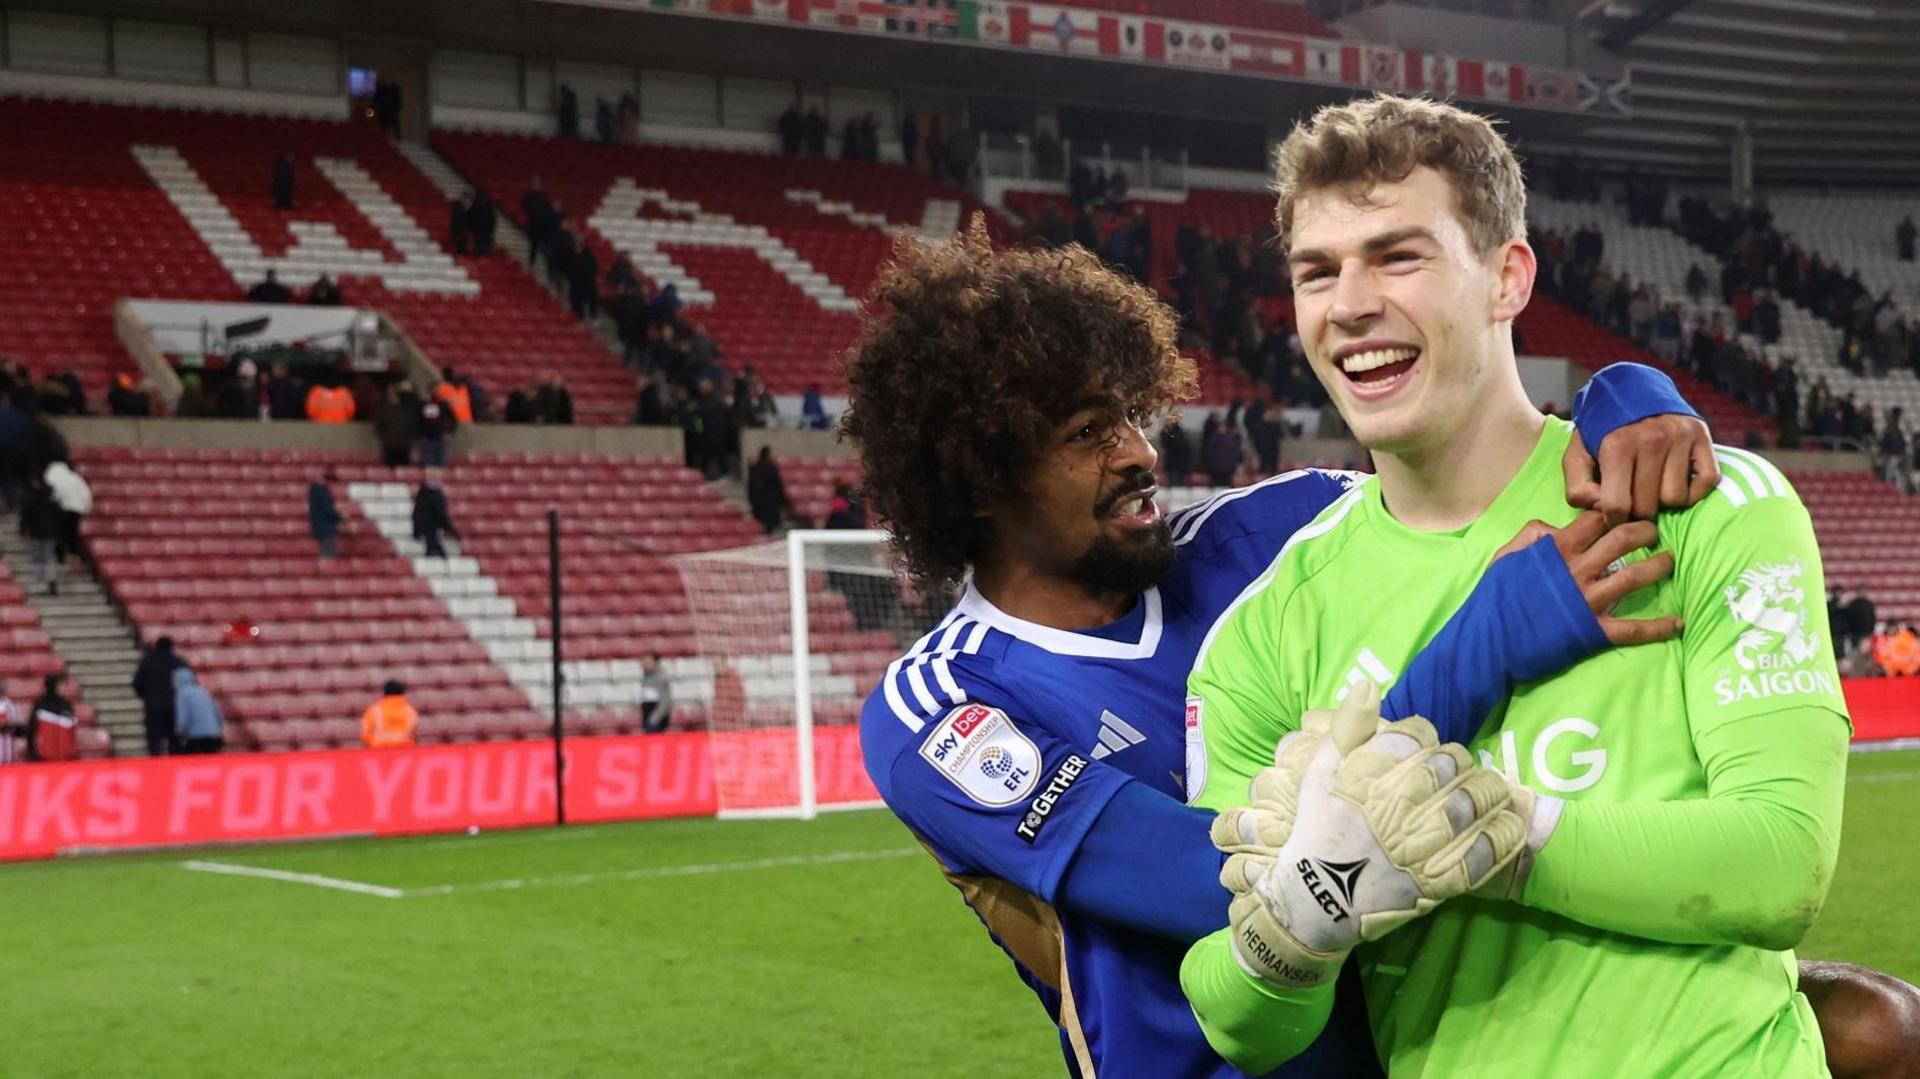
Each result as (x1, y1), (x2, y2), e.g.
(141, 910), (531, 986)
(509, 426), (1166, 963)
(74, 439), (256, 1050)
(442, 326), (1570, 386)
(1272, 93), (1525, 255)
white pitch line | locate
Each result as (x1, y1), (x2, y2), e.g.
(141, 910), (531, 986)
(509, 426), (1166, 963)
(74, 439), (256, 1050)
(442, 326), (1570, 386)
(403, 847), (921, 898)
(180, 859), (405, 898)
(1853, 770), (1920, 784)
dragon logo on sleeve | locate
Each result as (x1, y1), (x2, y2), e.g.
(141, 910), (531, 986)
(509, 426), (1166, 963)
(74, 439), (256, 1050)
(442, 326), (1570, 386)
(1724, 559), (1821, 672)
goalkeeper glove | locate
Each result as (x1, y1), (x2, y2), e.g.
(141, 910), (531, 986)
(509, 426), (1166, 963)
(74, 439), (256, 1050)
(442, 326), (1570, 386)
(1211, 682), (1527, 989)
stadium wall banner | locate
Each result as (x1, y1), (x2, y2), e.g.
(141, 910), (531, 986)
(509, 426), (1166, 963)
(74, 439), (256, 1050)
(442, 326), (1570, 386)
(0, 729), (878, 862)
(575, 0), (1627, 115)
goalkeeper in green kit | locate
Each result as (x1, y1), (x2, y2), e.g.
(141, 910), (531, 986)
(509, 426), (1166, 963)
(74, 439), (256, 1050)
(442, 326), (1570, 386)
(1180, 93), (1916, 1077)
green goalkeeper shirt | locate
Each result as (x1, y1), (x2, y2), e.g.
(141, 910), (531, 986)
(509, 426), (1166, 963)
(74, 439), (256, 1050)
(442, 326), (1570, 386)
(1184, 418), (1850, 1077)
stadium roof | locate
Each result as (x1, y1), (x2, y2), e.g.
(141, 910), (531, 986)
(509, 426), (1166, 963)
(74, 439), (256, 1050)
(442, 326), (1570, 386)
(1565, 0), (1920, 183)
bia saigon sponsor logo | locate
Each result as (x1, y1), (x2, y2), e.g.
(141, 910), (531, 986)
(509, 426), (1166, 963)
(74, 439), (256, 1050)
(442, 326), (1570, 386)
(1714, 558), (1837, 706)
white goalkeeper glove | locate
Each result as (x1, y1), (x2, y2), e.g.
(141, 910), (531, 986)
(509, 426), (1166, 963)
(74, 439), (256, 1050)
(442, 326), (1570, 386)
(1211, 682), (1528, 989)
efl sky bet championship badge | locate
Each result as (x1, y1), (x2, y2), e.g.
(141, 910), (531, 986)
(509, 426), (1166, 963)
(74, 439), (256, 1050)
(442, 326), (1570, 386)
(919, 704), (1040, 807)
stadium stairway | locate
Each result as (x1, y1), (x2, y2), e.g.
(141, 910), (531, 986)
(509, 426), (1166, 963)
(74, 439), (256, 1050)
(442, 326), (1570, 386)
(0, 515), (122, 755)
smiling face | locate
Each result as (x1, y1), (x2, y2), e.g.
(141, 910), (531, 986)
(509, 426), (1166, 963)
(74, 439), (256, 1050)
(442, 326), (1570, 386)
(1288, 166), (1532, 455)
(987, 388), (1174, 599)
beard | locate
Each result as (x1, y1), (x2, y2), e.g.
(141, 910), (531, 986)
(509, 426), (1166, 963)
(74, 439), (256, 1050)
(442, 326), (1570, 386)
(1067, 518), (1176, 597)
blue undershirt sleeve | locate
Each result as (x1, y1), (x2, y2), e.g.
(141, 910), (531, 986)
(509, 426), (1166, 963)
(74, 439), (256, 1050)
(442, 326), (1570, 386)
(1572, 361), (1701, 457)
(1057, 780), (1230, 942)
(1383, 534), (1608, 743)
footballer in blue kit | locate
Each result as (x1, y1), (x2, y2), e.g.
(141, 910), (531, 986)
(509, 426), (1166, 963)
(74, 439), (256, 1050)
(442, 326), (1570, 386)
(844, 226), (1721, 1077)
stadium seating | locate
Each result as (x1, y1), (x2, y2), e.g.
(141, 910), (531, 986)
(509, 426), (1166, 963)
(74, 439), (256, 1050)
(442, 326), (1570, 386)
(0, 97), (635, 423)
(1529, 188), (1808, 438)
(1796, 468), (1920, 626)
(73, 442), (903, 750)
(432, 130), (1003, 397)
(343, 453), (899, 733)
(75, 445), (547, 751)
(1762, 191), (1920, 423)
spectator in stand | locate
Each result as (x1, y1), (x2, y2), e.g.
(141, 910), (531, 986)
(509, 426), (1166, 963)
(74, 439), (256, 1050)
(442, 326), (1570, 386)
(27, 674), (76, 762)
(44, 456), (90, 575)
(607, 251), (638, 294)
(468, 189), (497, 256)
(265, 363), (306, 419)
(107, 374), (151, 417)
(595, 97), (616, 144)
(361, 680), (419, 748)
(557, 83), (579, 139)
(1755, 290), (1782, 346)
(271, 153), (295, 211)
(416, 390), (453, 468)
(638, 653), (674, 733)
(746, 447), (795, 535)
(448, 191), (472, 255)
(1685, 263), (1708, 304)
(1201, 412), (1240, 487)
(532, 374), (575, 425)
(1244, 392), (1283, 477)
(1159, 419), (1192, 485)
(611, 281), (651, 367)
(675, 384), (702, 472)
(246, 270), (293, 304)
(373, 383), (416, 466)
(649, 282), (684, 330)
(801, 105), (827, 157)
(1898, 215), (1916, 262)
(374, 79), (402, 137)
(172, 668), (224, 755)
(504, 388), (534, 424)
(1847, 586), (1878, 654)
(696, 379), (735, 479)
(132, 636), (185, 756)
(434, 372), (474, 426)
(305, 376), (356, 423)
(634, 372), (667, 426)
(777, 103), (803, 155)
(900, 113), (919, 169)
(18, 474), (60, 594)
(174, 373), (214, 418)
(842, 113), (864, 161)
(522, 176), (556, 270)
(412, 473), (460, 559)
(801, 384), (829, 431)
(0, 385), (29, 511)
(824, 480), (867, 529)
(0, 678), (21, 765)
(567, 234), (600, 318)
(1880, 407), (1910, 492)
(309, 471), (342, 558)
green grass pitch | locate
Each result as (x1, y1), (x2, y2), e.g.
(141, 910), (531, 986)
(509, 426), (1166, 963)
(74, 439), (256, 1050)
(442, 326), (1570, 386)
(4, 748), (1916, 1078)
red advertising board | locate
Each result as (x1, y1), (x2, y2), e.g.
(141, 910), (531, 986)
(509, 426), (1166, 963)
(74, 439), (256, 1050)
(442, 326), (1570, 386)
(2, 685), (1910, 863)
(0, 728), (879, 862)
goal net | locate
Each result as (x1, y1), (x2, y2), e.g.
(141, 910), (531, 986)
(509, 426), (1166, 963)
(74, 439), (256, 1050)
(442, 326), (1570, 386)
(671, 530), (948, 819)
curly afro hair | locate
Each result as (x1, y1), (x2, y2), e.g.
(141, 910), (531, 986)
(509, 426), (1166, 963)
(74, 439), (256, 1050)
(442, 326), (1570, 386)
(839, 218), (1196, 594)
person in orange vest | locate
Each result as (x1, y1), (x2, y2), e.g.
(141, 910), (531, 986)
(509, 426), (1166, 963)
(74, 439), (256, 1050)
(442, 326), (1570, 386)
(432, 375), (474, 425)
(1876, 625), (1920, 677)
(305, 378), (356, 424)
(361, 680), (419, 748)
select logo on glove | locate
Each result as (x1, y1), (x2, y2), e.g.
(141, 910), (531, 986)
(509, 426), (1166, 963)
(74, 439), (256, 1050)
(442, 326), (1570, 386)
(920, 705), (1040, 807)
(1297, 857), (1368, 923)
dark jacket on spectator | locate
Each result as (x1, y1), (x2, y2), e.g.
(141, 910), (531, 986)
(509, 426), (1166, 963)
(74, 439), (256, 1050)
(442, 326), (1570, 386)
(308, 482), (341, 542)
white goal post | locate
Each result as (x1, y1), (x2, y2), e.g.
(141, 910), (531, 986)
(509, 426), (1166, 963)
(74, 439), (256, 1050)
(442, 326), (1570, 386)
(673, 529), (944, 820)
